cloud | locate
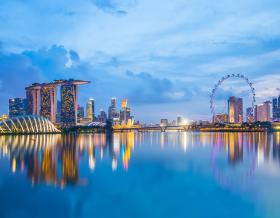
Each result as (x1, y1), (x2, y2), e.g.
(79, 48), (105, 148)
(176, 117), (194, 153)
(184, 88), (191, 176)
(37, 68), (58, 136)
(0, 52), (42, 112)
(21, 45), (75, 79)
(0, 45), (85, 113)
(91, 0), (137, 15)
(125, 71), (199, 104)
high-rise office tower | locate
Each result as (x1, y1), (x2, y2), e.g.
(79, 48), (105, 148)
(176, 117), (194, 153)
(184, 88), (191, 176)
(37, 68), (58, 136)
(77, 105), (85, 122)
(121, 99), (128, 109)
(40, 84), (58, 123)
(61, 83), (77, 127)
(111, 97), (116, 108)
(177, 116), (183, 125)
(272, 96), (280, 121)
(228, 96), (243, 123)
(255, 101), (271, 122)
(108, 97), (117, 119)
(120, 99), (133, 124)
(86, 98), (95, 121)
(97, 109), (107, 123)
(26, 83), (41, 116)
(60, 79), (90, 127)
(9, 98), (27, 117)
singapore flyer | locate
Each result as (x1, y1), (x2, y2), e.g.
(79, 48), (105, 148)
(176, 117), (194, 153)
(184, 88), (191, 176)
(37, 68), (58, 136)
(210, 74), (256, 123)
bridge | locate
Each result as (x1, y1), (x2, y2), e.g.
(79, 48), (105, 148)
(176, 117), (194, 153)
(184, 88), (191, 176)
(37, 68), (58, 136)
(65, 122), (280, 133)
(112, 124), (191, 132)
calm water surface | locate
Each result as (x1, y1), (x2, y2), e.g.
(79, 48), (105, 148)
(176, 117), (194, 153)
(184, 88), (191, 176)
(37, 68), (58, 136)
(1, 132), (280, 218)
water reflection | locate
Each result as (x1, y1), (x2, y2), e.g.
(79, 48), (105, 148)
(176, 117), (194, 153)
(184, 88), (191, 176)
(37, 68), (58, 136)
(0, 133), (135, 187)
(0, 132), (280, 188)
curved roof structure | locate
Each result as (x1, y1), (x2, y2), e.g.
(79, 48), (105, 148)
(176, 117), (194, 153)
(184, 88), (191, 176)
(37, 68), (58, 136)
(0, 115), (60, 134)
(87, 122), (106, 127)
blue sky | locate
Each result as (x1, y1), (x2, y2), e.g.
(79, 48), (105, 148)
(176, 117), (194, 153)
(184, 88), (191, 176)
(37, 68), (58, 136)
(0, 0), (280, 123)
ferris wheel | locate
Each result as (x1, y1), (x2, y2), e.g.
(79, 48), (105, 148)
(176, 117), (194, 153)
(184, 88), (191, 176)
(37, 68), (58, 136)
(210, 74), (256, 123)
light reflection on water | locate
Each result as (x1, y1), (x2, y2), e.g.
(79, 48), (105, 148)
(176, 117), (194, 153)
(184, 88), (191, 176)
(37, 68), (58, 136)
(0, 132), (280, 217)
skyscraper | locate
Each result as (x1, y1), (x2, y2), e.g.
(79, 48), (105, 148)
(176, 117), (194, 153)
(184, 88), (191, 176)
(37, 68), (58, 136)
(108, 97), (119, 122)
(40, 84), (58, 123)
(97, 109), (107, 123)
(255, 101), (271, 122)
(77, 105), (85, 123)
(111, 97), (116, 108)
(86, 98), (95, 121)
(177, 116), (183, 125)
(228, 96), (243, 123)
(26, 83), (41, 116)
(60, 79), (90, 127)
(61, 83), (77, 127)
(120, 99), (133, 124)
(9, 98), (27, 117)
(272, 96), (280, 121)
(25, 79), (89, 126)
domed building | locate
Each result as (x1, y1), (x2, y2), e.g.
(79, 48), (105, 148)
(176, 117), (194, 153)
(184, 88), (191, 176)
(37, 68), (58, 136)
(0, 115), (60, 134)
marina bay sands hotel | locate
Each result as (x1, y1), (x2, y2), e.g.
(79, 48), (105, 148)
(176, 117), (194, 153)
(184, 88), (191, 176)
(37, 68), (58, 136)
(25, 79), (89, 127)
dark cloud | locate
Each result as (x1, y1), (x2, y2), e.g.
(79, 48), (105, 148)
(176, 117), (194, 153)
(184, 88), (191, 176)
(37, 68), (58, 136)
(69, 50), (80, 62)
(0, 45), (80, 113)
(0, 52), (42, 111)
(0, 45), (127, 114)
(22, 45), (70, 79)
(0, 44), (205, 117)
(125, 71), (197, 104)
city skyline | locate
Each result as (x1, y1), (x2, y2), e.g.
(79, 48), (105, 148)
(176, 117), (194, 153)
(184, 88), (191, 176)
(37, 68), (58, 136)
(0, 1), (280, 123)
(5, 78), (280, 126)
(8, 78), (280, 122)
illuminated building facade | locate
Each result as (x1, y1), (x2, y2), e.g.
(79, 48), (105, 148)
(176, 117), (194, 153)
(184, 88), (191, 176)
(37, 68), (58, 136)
(40, 84), (57, 123)
(61, 83), (78, 127)
(108, 97), (119, 123)
(26, 83), (41, 116)
(213, 113), (228, 123)
(59, 79), (90, 127)
(120, 99), (133, 124)
(97, 109), (107, 123)
(86, 98), (95, 121)
(273, 96), (280, 121)
(25, 79), (89, 127)
(77, 105), (85, 123)
(9, 98), (27, 117)
(228, 96), (243, 123)
(0, 114), (9, 122)
(0, 115), (60, 134)
(177, 116), (183, 125)
(255, 101), (271, 122)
